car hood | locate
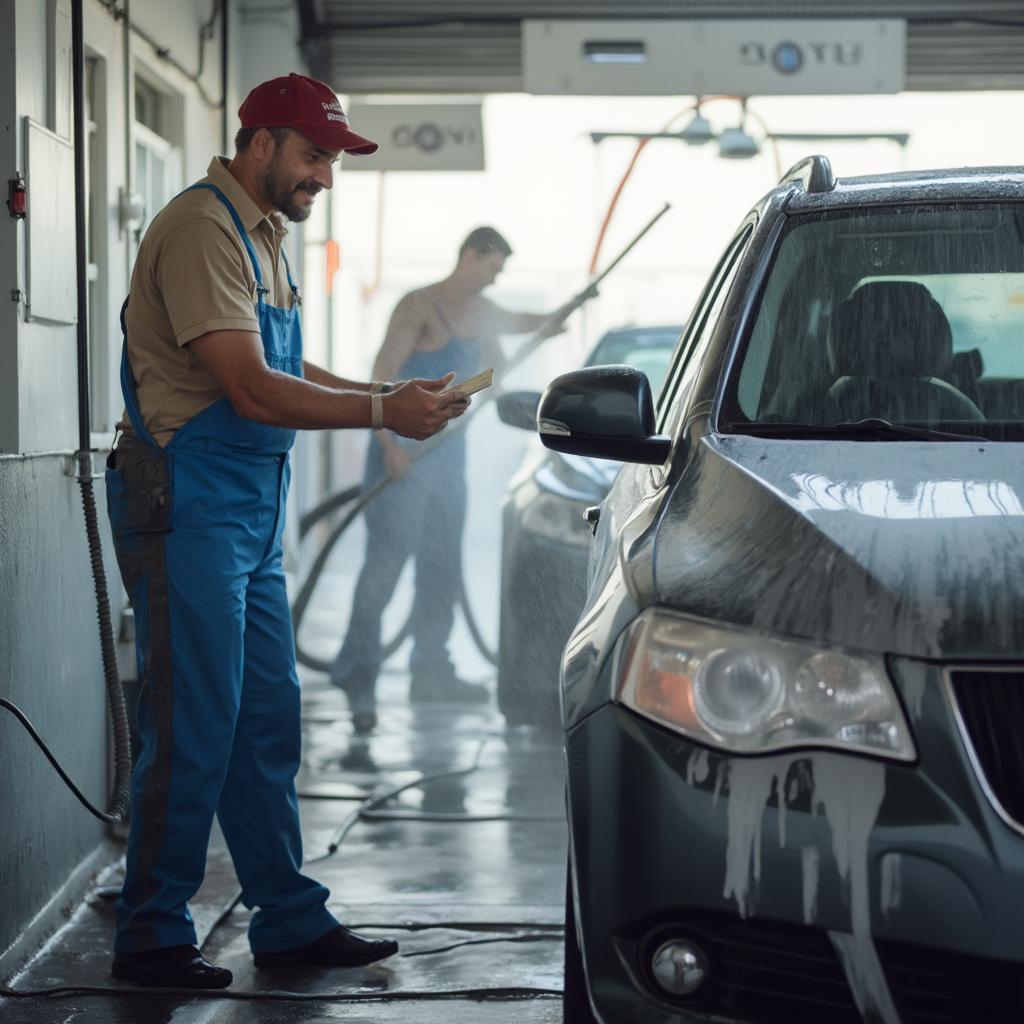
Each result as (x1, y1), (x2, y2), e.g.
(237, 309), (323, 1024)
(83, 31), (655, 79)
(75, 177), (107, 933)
(652, 433), (1024, 659)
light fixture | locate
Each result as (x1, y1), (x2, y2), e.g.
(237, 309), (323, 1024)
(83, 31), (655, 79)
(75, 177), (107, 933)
(718, 125), (760, 159)
(583, 40), (647, 64)
(679, 110), (714, 146)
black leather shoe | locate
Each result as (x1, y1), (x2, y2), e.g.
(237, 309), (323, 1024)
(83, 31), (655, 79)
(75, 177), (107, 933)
(253, 926), (399, 968)
(111, 945), (232, 988)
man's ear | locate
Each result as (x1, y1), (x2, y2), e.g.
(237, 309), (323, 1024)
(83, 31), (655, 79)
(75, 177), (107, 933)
(250, 127), (276, 162)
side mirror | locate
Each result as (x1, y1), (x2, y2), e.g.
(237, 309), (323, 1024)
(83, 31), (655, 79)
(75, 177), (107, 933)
(496, 390), (542, 431)
(537, 365), (671, 465)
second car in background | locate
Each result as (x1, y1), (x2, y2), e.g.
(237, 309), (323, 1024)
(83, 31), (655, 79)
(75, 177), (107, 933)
(495, 325), (682, 730)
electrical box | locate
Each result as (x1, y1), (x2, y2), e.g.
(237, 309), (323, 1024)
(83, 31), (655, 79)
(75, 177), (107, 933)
(24, 118), (77, 325)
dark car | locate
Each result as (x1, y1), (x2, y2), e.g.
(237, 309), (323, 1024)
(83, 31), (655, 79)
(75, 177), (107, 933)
(495, 326), (681, 730)
(540, 160), (1024, 1024)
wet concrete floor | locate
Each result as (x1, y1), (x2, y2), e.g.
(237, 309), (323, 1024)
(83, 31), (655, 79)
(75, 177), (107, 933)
(0, 642), (568, 1023)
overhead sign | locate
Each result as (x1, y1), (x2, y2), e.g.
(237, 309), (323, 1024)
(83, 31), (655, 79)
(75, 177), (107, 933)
(523, 19), (906, 95)
(344, 104), (485, 171)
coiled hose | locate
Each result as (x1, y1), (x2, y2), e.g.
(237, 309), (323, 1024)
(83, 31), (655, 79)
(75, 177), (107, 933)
(79, 470), (133, 822)
(291, 421), (496, 674)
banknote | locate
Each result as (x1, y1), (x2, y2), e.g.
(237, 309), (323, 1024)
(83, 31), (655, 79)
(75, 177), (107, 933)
(444, 368), (493, 397)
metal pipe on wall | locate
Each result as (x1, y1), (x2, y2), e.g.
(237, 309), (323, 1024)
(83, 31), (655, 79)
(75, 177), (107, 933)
(122, 0), (131, 279)
(323, 185), (335, 492)
(71, 0), (91, 451)
(221, 0), (229, 154)
(122, 0), (130, 194)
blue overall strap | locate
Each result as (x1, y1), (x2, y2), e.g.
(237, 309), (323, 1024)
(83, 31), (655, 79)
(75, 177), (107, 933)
(182, 183), (268, 298)
(119, 297), (159, 446)
(280, 247), (299, 297)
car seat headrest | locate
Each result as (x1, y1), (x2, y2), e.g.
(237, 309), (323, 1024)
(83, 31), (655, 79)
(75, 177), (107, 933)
(829, 281), (953, 379)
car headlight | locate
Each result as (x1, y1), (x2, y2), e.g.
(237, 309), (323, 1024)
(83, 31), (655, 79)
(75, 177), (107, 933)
(613, 609), (916, 761)
(520, 491), (593, 547)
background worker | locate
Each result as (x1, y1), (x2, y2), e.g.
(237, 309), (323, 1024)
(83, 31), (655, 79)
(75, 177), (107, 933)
(106, 73), (468, 990)
(330, 227), (582, 733)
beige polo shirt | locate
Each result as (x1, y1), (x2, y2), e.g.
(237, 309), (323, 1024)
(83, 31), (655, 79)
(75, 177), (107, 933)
(121, 157), (299, 445)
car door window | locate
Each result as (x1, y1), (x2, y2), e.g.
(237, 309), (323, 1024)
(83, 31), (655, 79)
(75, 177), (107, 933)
(659, 224), (754, 439)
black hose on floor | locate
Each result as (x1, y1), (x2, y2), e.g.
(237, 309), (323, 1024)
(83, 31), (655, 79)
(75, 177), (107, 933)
(0, 727), (571, 1002)
(0, 693), (125, 824)
(197, 736), (560, 955)
(0, 697), (568, 1003)
(0, 984), (562, 1003)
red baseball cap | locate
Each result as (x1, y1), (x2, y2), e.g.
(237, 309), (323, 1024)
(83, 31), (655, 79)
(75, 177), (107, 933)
(238, 73), (378, 155)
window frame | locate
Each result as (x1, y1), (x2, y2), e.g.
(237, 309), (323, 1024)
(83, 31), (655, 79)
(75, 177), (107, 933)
(84, 51), (114, 443)
(657, 220), (755, 439)
(132, 120), (182, 247)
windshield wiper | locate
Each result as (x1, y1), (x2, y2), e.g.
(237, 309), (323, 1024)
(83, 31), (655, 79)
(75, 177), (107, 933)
(731, 418), (989, 442)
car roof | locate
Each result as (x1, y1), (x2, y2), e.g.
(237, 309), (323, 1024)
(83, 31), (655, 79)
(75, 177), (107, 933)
(594, 325), (684, 344)
(783, 165), (1024, 213)
(585, 326), (683, 366)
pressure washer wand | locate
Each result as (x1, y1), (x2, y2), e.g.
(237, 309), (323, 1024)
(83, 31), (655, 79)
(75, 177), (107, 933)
(291, 202), (672, 671)
(503, 200), (672, 370)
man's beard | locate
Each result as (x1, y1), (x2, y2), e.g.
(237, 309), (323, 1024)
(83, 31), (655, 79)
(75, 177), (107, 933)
(259, 156), (320, 222)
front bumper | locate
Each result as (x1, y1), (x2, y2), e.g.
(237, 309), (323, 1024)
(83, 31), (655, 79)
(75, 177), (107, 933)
(567, 658), (1024, 1024)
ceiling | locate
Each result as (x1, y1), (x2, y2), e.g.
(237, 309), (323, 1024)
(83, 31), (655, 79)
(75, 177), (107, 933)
(297, 1), (1024, 94)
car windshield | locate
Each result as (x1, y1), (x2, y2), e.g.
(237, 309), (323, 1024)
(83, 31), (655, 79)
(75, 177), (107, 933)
(722, 203), (1024, 440)
(587, 327), (681, 396)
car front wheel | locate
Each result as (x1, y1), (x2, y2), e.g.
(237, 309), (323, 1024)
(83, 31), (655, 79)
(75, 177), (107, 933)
(564, 860), (598, 1024)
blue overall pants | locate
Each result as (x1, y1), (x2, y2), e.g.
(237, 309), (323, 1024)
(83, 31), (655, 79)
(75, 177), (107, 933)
(330, 337), (479, 696)
(106, 183), (337, 955)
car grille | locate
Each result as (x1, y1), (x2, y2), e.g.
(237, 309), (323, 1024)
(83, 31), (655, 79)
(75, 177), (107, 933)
(948, 668), (1024, 829)
(878, 940), (1024, 1023)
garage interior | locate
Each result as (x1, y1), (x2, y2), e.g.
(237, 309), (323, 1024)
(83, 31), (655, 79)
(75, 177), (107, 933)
(1, 2), (1022, 1022)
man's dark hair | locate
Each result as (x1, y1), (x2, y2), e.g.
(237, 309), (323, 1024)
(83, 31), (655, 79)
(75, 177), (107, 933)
(458, 226), (512, 260)
(234, 125), (292, 153)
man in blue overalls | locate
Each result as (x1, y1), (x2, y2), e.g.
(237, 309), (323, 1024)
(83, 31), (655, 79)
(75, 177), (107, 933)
(106, 73), (469, 989)
(331, 228), (577, 733)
